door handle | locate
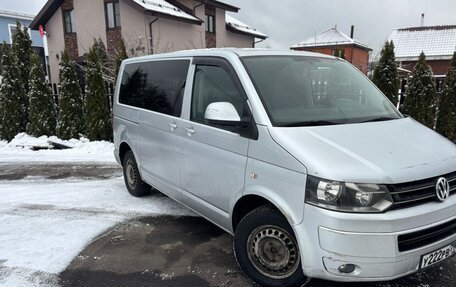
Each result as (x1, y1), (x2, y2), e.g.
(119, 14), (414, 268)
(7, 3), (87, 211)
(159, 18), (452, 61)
(185, 127), (195, 136)
(169, 122), (178, 131)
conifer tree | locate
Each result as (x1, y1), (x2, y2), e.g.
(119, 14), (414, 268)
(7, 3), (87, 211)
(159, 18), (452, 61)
(114, 38), (128, 83)
(93, 38), (109, 66)
(0, 43), (27, 141)
(402, 52), (437, 129)
(84, 43), (112, 141)
(57, 50), (84, 140)
(12, 21), (32, 93)
(436, 52), (456, 141)
(373, 41), (399, 105)
(92, 38), (112, 82)
(27, 51), (56, 137)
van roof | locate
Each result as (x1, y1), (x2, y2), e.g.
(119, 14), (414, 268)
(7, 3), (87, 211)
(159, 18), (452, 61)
(123, 48), (336, 63)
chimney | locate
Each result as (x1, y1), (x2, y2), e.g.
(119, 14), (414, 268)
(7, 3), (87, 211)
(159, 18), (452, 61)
(350, 25), (355, 38)
(421, 13), (425, 26)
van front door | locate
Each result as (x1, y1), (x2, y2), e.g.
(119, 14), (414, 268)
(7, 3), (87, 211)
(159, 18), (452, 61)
(180, 58), (252, 229)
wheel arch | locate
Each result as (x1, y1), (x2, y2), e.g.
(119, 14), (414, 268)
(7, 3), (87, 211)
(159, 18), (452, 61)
(232, 195), (272, 232)
(119, 142), (132, 164)
(231, 193), (299, 233)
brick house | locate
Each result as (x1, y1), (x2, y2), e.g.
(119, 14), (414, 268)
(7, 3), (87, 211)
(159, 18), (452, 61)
(30, 0), (267, 85)
(388, 25), (456, 92)
(290, 27), (372, 75)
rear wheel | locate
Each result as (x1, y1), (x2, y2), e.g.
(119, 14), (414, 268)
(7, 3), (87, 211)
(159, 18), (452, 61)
(234, 205), (308, 287)
(122, 150), (151, 197)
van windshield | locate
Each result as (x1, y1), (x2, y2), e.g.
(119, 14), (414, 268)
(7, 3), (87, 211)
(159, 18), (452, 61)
(241, 56), (402, 127)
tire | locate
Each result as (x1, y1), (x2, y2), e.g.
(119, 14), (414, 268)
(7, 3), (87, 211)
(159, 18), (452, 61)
(122, 150), (151, 197)
(234, 205), (308, 287)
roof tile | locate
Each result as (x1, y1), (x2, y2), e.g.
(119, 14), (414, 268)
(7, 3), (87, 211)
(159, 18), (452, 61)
(388, 25), (456, 60)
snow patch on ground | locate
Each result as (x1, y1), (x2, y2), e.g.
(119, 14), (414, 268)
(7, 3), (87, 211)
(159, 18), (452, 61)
(0, 177), (196, 286)
(0, 133), (196, 286)
(0, 133), (115, 164)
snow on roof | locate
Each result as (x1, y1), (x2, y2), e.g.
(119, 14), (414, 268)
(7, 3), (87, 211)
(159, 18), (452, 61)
(132, 0), (199, 22)
(291, 27), (371, 50)
(225, 14), (267, 39)
(388, 25), (456, 61)
(0, 10), (35, 21)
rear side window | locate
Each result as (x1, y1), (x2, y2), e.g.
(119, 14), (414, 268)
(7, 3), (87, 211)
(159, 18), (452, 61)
(119, 60), (190, 116)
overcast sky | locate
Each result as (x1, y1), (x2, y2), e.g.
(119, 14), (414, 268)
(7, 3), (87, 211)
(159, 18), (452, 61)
(2, 0), (456, 56)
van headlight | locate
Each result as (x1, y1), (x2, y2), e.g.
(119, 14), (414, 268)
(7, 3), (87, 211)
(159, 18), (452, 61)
(305, 176), (393, 213)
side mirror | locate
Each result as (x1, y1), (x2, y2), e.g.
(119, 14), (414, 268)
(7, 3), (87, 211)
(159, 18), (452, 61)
(204, 102), (242, 126)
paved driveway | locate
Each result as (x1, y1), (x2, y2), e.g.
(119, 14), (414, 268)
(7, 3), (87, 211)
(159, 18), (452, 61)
(60, 214), (455, 287)
(1, 163), (454, 287)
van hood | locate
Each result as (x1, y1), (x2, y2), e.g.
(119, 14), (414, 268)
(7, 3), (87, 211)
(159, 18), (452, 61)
(269, 117), (456, 184)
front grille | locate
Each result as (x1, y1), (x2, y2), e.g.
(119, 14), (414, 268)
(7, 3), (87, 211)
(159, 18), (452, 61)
(398, 218), (456, 252)
(387, 171), (456, 209)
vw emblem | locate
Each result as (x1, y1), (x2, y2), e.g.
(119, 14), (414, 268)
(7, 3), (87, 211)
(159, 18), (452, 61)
(435, 177), (450, 202)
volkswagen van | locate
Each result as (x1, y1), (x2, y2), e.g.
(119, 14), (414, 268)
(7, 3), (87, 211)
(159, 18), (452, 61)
(113, 49), (456, 287)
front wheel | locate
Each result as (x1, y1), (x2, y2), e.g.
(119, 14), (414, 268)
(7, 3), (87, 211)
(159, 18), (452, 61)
(234, 205), (308, 287)
(122, 150), (151, 197)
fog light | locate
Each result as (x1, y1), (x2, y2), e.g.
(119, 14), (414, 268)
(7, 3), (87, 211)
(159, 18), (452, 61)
(338, 264), (356, 274)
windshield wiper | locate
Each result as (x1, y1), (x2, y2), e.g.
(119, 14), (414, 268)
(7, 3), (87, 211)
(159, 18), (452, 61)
(359, 116), (399, 123)
(277, 120), (343, 127)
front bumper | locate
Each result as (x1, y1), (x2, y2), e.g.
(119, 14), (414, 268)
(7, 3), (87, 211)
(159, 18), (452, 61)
(294, 196), (456, 282)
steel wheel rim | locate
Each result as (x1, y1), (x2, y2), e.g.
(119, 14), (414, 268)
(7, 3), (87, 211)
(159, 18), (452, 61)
(246, 225), (300, 280)
(125, 159), (137, 189)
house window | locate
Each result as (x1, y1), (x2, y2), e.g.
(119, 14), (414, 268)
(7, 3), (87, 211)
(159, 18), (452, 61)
(8, 24), (20, 43)
(332, 48), (346, 59)
(9, 23), (32, 44)
(105, 0), (121, 29)
(205, 15), (215, 33)
(63, 10), (76, 33)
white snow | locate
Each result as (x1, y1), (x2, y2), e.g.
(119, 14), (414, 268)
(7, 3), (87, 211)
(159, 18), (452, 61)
(0, 133), (197, 286)
(225, 14), (267, 39)
(389, 25), (456, 61)
(132, 0), (199, 22)
(0, 177), (195, 286)
(0, 133), (116, 164)
(291, 27), (370, 49)
(0, 10), (35, 21)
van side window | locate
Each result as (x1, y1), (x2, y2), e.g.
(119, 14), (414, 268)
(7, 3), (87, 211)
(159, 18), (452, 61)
(119, 60), (190, 117)
(191, 65), (246, 127)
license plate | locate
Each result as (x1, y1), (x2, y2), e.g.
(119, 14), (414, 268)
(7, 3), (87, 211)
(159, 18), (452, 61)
(420, 243), (456, 269)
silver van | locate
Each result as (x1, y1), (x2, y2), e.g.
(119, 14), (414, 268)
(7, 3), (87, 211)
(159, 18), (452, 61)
(113, 49), (456, 287)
